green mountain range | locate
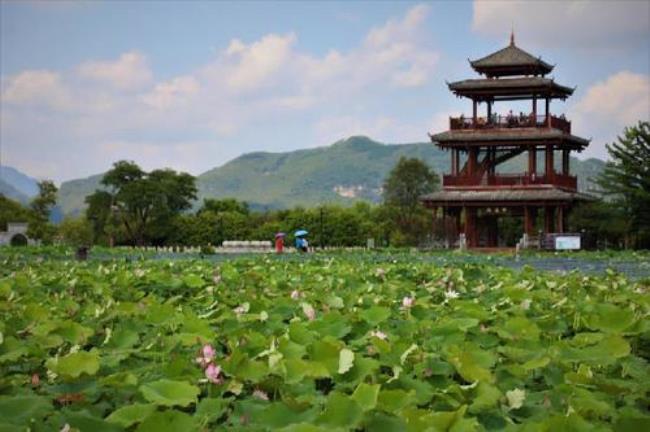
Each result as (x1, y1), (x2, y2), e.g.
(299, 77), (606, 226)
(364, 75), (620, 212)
(56, 136), (606, 215)
(0, 166), (39, 203)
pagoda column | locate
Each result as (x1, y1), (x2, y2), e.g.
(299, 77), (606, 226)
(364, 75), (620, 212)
(556, 206), (565, 233)
(544, 206), (554, 233)
(562, 149), (570, 175)
(451, 150), (457, 175)
(472, 99), (477, 124)
(487, 101), (492, 122)
(468, 147), (478, 177)
(532, 96), (537, 125)
(487, 216), (498, 247)
(528, 146), (537, 177)
(524, 206), (537, 235)
(545, 98), (551, 126)
(545, 144), (554, 179)
(465, 207), (477, 247)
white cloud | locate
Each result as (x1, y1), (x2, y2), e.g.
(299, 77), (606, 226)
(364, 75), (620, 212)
(222, 33), (296, 92)
(472, 0), (649, 49)
(78, 51), (152, 90)
(571, 71), (650, 159)
(1, 70), (71, 109)
(140, 76), (200, 110)
(1, 4), (441, 182)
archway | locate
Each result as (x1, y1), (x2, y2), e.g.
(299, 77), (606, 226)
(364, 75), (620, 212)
(10, 234), (28, 247)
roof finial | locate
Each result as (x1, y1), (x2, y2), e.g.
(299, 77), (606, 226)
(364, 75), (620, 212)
(510, 24), (515, 46)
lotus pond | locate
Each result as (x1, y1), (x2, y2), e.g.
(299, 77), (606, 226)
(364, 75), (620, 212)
(0, 251), (649, 431)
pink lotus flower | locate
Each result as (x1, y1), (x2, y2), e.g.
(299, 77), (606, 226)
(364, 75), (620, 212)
(253, 389), (269, 401)
(370, 330), (388, 340)
(290, 290), (301, 300)
(196, 344), (216, 368)
(205, 363), (222, 384)
(302, 303), (316, 321)
(402, 296), (414, 308)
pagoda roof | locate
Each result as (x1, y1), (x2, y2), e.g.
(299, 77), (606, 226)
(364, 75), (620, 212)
(448, 77), (574, 101)
(430, 128), (590, 150)
(421, 187), (595, 205)
(470, 37), (554, 77)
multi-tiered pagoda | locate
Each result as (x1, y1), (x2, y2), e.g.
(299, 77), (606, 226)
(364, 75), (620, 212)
(422, 34), (592, 248)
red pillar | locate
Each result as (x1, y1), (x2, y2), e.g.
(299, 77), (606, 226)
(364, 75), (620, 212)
(465, 207), (477, 247)
(556, 207), (565, 233)
(544, 206), (554, 234)
(468, 147), (478, 177)
(528, 147), (537, 177)
(545, 144), (554, 180)
(524, 206), (537, 235)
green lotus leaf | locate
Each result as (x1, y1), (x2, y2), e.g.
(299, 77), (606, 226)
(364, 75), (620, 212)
(359, 306), (391, 326)
(46, 349), (100, 379)
(136, 410), (196, 432)
(585, 304), (636, 333)
(352, 383), (380, 411)
(0, 396), (52, 426)
(338, 348), (355, 374)
(317, 392), (363, 428)
(377, 389), (416, 413)
(139, 379), (199, 407)
(106, 403), (156, 428)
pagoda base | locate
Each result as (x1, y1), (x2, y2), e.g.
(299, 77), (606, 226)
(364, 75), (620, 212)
(421, 187), (594, 248)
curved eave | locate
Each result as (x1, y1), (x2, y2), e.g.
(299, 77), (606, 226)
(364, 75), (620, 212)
(470, 63), (554, 78)
(447, 80), (574, 101)
(429, 129), (590, 150)
(420, 188), (596, 206)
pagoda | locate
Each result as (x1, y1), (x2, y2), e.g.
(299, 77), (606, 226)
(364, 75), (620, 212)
(421, 33), (592, 248)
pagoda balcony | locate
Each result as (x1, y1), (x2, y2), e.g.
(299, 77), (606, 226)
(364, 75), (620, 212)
(443, 172), (577, 190)
(449, 114), (571, 134)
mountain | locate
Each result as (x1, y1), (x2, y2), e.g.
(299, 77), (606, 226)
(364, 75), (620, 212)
(56, 136), (607, 214)
(0, 166), (39, 202)
(56, 174), (104, 217)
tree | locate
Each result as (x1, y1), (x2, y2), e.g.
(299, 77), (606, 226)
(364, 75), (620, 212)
(94, 161), (197, 246)
(27, 180), (58, 242)
(58, 216), (94, 247)
(596, 121), (650, 248)
(382, 157), (439, 245)
(0, 195), (32, 231)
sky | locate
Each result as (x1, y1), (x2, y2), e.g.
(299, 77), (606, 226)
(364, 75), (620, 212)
(1, 0), (649, 183)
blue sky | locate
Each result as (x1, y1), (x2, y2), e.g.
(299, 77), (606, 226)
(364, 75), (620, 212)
(1, 0), (648, 183)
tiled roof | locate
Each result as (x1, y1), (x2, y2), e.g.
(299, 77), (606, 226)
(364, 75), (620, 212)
(421, 187), (595, 203)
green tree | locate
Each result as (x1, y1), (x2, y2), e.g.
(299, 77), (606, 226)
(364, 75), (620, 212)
(596, 121), (650, 248)
(27, 180), (58, 242)
(96, 161), (197, 246)
(58, 216), (94, 247)
(382, 157), (439, 245)
(0, 195), (32, 231)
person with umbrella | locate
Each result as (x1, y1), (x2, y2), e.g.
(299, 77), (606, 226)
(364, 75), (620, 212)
(294, 230), (309, 253)
(275, 232), (285, 254)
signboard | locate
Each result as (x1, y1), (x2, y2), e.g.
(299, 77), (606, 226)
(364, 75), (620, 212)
(555, 236), (581, 250)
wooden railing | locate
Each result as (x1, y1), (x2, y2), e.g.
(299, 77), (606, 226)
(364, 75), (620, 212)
(443, 173), (577, 190)
(449, 114), (571, 134)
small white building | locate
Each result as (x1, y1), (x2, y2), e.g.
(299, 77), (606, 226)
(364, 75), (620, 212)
(0, 222), (37, 246)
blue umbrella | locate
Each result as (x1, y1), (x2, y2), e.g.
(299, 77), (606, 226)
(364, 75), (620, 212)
(294, 229), (308, 237)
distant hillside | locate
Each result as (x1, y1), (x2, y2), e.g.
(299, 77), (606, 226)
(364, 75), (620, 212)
(0, 178), (28, 203)
(57, 136), (607, 214)
(57, 174), (104, 217)
(0, 166), (39, 202)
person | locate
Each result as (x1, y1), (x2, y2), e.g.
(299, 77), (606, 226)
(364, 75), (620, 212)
(302, 237), (309, 252)
(275, 233), (284, 254)
(295, 236), (307, 252)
